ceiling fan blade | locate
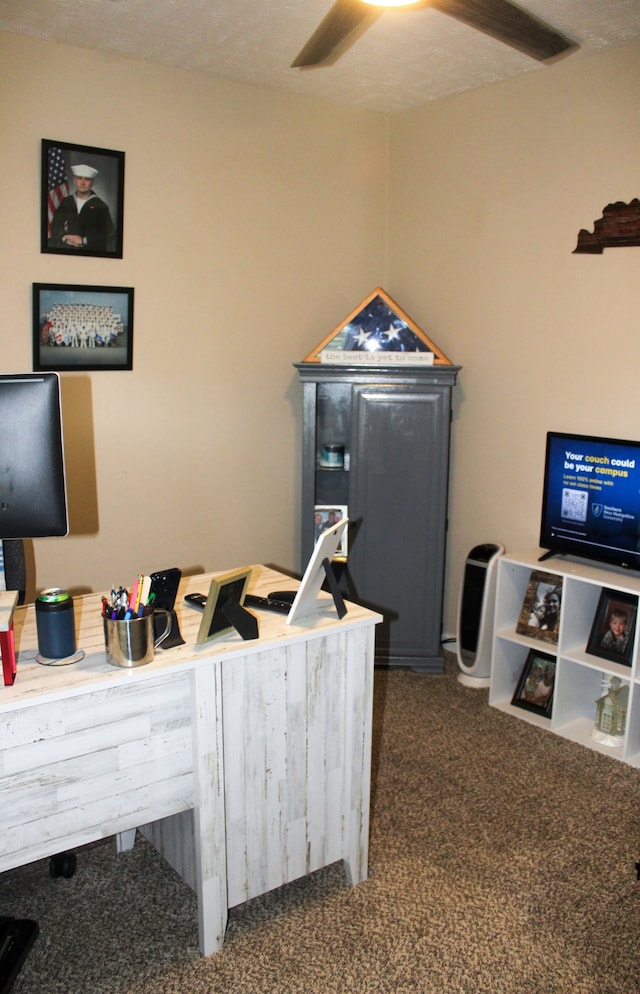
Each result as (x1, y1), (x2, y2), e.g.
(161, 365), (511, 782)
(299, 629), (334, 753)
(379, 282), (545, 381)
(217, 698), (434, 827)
(430, 0), (577, 62)
(291, 0), (383, 68)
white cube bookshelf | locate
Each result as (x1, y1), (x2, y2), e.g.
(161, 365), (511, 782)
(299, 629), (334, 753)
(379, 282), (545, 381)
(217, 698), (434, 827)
(489, 550), (640, 766)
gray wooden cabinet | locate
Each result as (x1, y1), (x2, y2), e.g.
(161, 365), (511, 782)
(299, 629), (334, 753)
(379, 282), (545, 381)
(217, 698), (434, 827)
(295, 363), (460, 673)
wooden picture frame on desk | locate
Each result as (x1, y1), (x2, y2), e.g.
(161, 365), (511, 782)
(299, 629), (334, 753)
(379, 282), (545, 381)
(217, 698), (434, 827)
(196, 568), (253, 644)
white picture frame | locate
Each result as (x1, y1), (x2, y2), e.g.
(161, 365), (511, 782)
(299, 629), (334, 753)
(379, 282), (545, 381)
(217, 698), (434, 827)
(286, 518), (348, 625)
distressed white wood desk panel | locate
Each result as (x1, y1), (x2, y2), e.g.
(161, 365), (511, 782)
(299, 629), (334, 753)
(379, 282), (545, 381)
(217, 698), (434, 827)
(2, 672), (194, 862)
(0, 587), (228, 956)
(143, 619), (375, 908)
(222, 622), (375, 907)
(1, 565), (380, 954)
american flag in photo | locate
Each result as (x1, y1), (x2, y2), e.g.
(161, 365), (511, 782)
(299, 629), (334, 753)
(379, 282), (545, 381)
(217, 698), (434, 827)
(47, 146), (70, 236)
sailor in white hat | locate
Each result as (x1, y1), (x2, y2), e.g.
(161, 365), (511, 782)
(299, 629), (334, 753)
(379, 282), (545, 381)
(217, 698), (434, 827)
(71, 164), (99, 180)
(50, 161), (114, 252)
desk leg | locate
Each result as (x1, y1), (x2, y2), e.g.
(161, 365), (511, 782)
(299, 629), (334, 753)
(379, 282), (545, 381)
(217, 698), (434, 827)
(191, 664), (228, 956)
(115, 829), (137, 853)
(342, 625), (374, 888)
(1, 624), (17, 686)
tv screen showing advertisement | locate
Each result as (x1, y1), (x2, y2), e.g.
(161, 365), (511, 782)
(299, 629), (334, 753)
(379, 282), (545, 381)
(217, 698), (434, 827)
(540, 431), (640, 571)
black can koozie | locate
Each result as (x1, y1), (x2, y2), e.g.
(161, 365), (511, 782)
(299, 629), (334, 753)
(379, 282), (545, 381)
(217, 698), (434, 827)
(36, 588), (76, 659)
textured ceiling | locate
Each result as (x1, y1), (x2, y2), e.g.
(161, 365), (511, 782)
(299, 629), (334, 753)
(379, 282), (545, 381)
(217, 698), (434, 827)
(1, 0), (639, 112)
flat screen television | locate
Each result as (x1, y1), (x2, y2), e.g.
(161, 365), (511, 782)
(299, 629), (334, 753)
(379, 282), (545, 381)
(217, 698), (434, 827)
(0, 373), (68, 540)
(540, 431), (640, 571)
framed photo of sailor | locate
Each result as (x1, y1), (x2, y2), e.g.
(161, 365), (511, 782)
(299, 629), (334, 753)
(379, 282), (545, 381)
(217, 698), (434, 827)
(41, 139), (125, 258)
(33, 283), (134, 372)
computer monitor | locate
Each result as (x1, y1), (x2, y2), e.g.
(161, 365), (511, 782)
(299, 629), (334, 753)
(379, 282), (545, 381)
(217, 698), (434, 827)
(0, 373), (68, 540)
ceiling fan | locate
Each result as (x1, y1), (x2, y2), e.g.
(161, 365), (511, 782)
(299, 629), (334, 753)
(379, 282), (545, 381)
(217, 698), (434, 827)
(291, 0), (578, 69)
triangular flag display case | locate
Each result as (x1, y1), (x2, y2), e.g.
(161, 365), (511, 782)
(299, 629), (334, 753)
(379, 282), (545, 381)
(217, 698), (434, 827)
(301, 287), (453, 366)
(296, 289), (460, 673)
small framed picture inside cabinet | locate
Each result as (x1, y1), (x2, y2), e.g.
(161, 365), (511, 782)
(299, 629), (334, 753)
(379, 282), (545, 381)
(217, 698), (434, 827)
(314, 505), (348, 557)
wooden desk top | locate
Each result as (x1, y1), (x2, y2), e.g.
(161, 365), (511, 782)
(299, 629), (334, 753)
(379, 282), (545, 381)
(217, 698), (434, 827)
(0, 590), (18, 632)
(1, 565), (381, 711)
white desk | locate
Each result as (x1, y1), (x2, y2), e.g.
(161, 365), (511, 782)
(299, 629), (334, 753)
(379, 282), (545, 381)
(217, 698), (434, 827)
(0, 566), (380, 955)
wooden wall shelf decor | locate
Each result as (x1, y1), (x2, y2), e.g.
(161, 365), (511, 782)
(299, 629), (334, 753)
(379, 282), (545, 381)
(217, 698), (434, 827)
(574, 199), (640, 254)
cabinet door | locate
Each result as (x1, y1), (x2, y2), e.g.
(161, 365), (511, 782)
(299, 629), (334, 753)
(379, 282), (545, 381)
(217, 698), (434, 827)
(348, 383), (451, 666)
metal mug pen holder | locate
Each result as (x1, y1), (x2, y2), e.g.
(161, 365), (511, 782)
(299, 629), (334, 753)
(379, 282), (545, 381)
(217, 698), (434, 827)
(104, 609), (171, 667)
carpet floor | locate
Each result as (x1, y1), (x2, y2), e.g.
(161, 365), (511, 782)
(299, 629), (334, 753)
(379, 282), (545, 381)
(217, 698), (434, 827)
(3, 655), (640, 993)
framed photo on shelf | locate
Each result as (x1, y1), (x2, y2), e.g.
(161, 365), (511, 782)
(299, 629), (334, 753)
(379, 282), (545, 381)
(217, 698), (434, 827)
(586, 588), (637, 666)
(41, 139), (125, 258)
(516, 569), (562, 645)
(196, 568), (254, 645)
(33, 283), (134, 372)
(511, 648), (556, 718)
(314, 505), (348, 557)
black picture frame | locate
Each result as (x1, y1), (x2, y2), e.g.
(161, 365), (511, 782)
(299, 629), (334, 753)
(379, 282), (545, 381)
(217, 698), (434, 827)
(586, 588), (637, 666)
(41, 139), (125, 258)
(516, 569), (563, 645)
(33, 283), (134, 372)
(196, 568), (254, 645)
(511, 648), (556, 718)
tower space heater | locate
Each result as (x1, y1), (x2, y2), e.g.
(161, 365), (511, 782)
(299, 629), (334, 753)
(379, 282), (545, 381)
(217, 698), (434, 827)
(456, 543), (504, 688)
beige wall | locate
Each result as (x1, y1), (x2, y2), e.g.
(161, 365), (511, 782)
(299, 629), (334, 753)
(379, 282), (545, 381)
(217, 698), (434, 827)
(0, 31), (388, 597)
(2, 30), (639, 644)
(388, 39), (640, 635)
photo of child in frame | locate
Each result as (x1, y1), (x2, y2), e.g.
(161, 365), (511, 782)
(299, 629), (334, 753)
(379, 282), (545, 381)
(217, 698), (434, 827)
(586, 589), (637, 666)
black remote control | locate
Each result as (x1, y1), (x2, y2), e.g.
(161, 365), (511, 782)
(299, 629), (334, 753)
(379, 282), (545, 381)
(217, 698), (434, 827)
(243, 593), (292, 614)
(184, 592), (207, 610)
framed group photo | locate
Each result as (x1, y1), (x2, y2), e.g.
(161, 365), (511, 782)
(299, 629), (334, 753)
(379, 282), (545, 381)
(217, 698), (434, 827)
(511, 648), (556, 718)
(41, 139), (125, 258)
(586, 588), (637, 666)
(33, 283), (134, 372)
(516, 570), (563, 645)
